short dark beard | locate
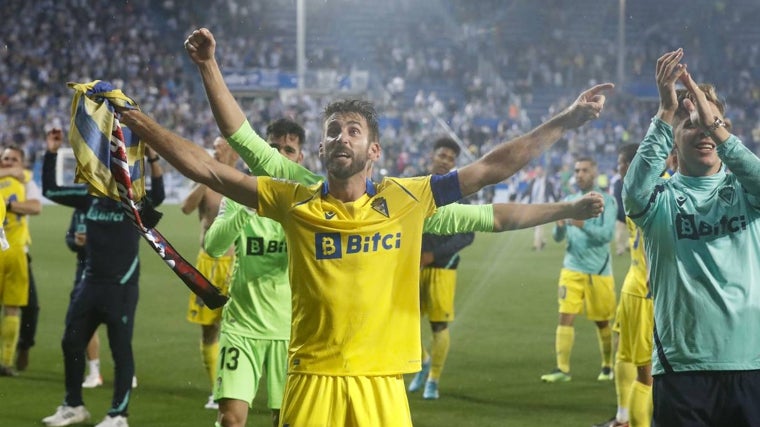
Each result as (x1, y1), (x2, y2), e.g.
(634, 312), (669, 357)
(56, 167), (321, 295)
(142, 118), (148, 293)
(324, 156), (367, 180)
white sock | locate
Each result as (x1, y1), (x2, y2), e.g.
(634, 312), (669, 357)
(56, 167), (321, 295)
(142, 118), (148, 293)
(616, 407), (629, 423)
(88, 359), (100, 377)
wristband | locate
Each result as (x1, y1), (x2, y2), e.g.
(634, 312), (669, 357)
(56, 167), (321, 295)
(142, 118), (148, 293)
(148, 156), (160, 164)
(704, 117), (726, 137)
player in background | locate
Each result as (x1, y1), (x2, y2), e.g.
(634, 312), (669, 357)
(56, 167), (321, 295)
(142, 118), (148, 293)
(63, 208), (108, 389)
(204, 117), (305, 427)
(41, 130), (164, 427)
(408, 137), (474, 400)
(182, 136), (239, 410)
(541, 156), (617, 384)
(0, 144), (42, 376)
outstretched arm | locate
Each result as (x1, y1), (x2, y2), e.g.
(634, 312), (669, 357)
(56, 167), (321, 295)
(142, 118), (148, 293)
(457, 83), (613, 197)
(119, 110), (258, 210)
(492, 192), (604, 232)
(422, 192), (604, 234)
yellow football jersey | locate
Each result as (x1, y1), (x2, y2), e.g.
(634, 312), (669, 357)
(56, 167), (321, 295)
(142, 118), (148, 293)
(621, 216), (648, 297)
(0, 173), (29, 248)
(257, 176), (438, 376)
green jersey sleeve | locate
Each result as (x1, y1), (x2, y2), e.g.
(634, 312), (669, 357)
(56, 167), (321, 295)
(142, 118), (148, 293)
(422, 203), (494, 234)
(203, 198), (248, 257)
(228, 120), (322, 185)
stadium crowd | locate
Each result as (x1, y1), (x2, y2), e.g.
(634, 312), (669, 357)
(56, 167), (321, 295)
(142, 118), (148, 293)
(3, 0), (760, 202)
(3, 1), (760, 426)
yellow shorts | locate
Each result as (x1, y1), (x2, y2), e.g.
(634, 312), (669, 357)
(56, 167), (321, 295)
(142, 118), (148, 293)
(420, 267), (457, 322)
(0, 245), (29, 306)
(186, 250), (233, 325)
(280, 374), (412, 427)
(557, 268), (616, 321)
(613, 292), (653, 366)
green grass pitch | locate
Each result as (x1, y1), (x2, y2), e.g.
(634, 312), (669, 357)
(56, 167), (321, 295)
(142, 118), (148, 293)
(0, 204), (629, 426)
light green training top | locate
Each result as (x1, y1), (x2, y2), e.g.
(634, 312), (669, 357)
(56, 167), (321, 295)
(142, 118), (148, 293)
(624, 118), (760, 375)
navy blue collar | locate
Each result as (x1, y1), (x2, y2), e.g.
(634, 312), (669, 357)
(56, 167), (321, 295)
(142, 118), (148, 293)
(321, 178), (377, 197)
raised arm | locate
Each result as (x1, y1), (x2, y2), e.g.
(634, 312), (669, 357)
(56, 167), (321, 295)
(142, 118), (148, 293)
(186, 29), (321, 185)
(184, 28), (245, 137)
(457, 83), (613, 197)
(623, 50), (687, 218)
(680, 69), (760, 196)
(119, 109), (258, 210)
(42, 130), (89, 210)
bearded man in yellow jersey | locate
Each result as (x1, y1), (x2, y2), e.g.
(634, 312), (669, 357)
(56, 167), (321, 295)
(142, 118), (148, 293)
(122, 27), (612, 426)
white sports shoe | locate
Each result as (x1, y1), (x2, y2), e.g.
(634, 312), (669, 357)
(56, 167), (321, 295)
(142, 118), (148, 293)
(95, 415), (129, 427)
(82, 372), (103, 388)
(42, 405), (90, 426)
(131, 376), (137, 388)
(204, 394), (219, 410)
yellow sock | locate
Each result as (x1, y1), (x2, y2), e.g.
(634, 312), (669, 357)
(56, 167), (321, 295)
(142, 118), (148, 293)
(556, 325), (574, 373)
(421, 343), (430, 364)
(428, 329), (450, 381)
(1, 314), (21, 367)
(596, 324), (613, 368)
(614, 360), (636, 416)
(628, 381), (653, 427)
(201, 341), (219, 386)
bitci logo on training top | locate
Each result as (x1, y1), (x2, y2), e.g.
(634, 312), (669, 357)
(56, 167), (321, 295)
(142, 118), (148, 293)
(675, 213), (747, 240)
(315, 231), (402, 259)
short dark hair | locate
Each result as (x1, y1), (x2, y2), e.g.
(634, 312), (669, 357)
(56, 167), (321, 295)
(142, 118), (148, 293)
(266, 118), (306, 147)
(323, 99), (380, 143)
(618, 143), (640, 165)
(575, 156), (597, 167)
(433, 137), (461, 157)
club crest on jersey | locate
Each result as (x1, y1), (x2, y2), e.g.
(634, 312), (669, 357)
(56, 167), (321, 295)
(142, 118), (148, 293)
(676, 195), (687, 207)
(718, 186), (736, 205)
(371, 197), (389, 217)
(324, 211), (336, 220)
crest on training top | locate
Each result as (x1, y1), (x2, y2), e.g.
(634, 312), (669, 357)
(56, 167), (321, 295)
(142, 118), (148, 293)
(372, 197), (389, 218)
(718, 186), (736, 205)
